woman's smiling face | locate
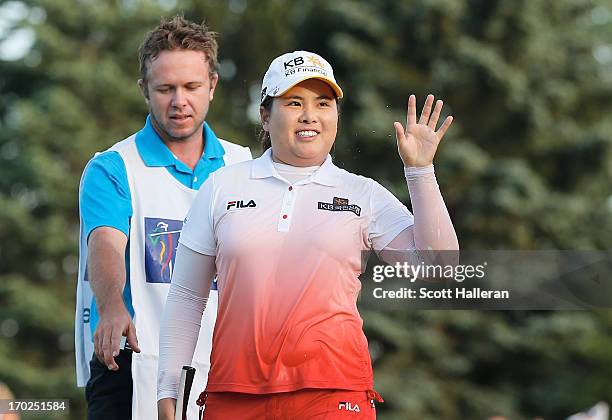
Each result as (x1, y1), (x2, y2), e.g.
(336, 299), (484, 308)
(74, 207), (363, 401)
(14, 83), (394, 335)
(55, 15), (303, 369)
(261, 78), (338, 167)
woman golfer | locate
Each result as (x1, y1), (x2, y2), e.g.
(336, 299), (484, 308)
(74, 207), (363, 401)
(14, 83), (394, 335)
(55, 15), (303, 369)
(157, 51), (458, 419)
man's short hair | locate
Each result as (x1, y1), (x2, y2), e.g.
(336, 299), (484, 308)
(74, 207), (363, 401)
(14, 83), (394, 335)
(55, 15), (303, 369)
(138, 15), (218, 84)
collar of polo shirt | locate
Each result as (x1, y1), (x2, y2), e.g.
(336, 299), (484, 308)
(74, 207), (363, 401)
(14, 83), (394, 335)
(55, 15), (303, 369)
(251, 149), (339, 187)
(136, 115), (225, 168)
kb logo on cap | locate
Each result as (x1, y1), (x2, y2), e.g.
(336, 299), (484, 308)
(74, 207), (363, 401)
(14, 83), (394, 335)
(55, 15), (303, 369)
(284, 56), (305, 70)
(284, 55), (325, 70)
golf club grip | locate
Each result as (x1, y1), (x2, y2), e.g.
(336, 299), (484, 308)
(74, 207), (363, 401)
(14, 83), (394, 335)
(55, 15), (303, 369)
(175, 365), (196, 420)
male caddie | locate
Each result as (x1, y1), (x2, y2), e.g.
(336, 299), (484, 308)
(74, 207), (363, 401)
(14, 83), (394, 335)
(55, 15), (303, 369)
(74, 16), (251, 419)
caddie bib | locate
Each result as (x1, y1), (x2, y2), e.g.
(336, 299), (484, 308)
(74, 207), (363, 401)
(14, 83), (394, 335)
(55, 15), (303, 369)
(75, 134), (250, 419)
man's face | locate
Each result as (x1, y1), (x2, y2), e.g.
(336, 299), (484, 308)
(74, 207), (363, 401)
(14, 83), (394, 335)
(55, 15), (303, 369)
(139, 49), (218, 144)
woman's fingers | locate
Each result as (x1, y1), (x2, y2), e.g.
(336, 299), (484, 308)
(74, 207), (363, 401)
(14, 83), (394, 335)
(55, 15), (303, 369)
(407, 94), (417, 127)
(418, 94), (434, 125)
(394, 121), (406, 143)
(428, 99), (443, 130)
(405, 94), (453, 140)
(436, 115), (454, 140)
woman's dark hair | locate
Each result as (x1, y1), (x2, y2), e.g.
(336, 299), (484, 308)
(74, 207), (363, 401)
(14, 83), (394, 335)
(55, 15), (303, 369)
(258, 95), (274, 151)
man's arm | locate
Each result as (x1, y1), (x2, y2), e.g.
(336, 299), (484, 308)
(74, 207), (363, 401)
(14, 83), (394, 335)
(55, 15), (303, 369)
(88, 226), (140, 370)
(79, 150), (135, 370)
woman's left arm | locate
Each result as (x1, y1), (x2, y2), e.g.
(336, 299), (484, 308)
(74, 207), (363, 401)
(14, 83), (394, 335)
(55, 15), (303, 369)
(379, 94), (458, 263)
(387, 165), (458, 251)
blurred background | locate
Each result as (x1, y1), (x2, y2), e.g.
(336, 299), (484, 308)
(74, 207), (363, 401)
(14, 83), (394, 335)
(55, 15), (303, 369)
(1, 0), (612, 418)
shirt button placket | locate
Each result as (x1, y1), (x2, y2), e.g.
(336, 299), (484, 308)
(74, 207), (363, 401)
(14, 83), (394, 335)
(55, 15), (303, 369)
(278, 185), (295, 232)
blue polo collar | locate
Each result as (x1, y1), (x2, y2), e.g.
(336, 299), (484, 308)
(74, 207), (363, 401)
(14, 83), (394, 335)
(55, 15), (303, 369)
(135, 115), (225, 168)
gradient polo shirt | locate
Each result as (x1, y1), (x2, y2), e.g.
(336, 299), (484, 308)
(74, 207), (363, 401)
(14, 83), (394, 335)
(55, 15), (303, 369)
(180, 149), (414, 393)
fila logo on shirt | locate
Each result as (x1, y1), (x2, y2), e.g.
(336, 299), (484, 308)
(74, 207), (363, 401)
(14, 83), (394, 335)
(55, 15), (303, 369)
(227, 199), (256, 210)
(338, 401), (360, 412)
(318, 197), (361, 216)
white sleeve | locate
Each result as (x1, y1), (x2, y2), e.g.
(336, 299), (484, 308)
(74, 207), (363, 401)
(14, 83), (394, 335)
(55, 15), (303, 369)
(157, 244), (215, 401)
(405, 165), (458, 250)
(367, 179), (415, 250)
(179, 175), (216, 256)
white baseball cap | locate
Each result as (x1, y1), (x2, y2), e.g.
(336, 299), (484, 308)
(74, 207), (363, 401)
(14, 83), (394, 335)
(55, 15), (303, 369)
(260, 50), (344, 104)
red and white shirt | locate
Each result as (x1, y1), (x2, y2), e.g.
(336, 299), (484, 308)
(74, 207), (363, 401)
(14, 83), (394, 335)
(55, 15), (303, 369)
(180, 149), (414, 393)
